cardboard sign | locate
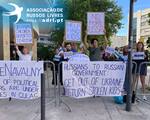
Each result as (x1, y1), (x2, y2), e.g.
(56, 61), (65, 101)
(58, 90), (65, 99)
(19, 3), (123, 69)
(64, 52), (74, 59)
(63, 61), (126, 98)
(68, 53), (90, 62)
(0, 61), (43, 100)
(15, 23), (33, 44)
(87, 12), (105, 35)
(65, 20), (82, 42)
(105, 47), (116, 55)
(132, 52), (145, 60)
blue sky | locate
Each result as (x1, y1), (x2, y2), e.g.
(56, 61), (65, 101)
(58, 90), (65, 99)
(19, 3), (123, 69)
(116, 0), (150, 36)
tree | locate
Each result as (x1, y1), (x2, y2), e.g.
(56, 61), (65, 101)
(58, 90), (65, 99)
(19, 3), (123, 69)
(146, 37), (150, 48)
(37, 43), (56, 60)
(148, 13), (150, 25)
(146, 13), (150, 48)
(51, 0), (123, 47)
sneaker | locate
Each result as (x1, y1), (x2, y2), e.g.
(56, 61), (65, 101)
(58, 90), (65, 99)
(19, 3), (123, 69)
(143, 96), (147, 101)
(136, 98), (140, 102)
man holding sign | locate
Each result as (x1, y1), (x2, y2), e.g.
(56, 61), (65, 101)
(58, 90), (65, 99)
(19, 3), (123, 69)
(15, 45), (33, 61)
(84, 12), (106, 61)
(84, 37), (103, 61)
(14, 23), (34, 61)
(84, 29), (108, 61)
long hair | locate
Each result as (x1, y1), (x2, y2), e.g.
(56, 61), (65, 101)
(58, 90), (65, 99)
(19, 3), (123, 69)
(136, 42), (144, 52)
(123, 46), (128, 55)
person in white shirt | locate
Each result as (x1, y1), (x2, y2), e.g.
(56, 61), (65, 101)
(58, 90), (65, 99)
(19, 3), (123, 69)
(16, 45), (32, 61)
(9, 45), (32, 101)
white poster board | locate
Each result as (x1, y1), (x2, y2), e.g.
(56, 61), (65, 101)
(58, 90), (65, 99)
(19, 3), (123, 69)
(64, 52), (74, 59)
(105, 47), (116, 55)
(132, 52), (145, 60)
(0, 61), (43, 100)
(69, 53), (90, 62)
(63, 61), (126, 98)
(87, 12), (105, 35)
(15, 23), (33, 44)
(65, 20), (82, 42)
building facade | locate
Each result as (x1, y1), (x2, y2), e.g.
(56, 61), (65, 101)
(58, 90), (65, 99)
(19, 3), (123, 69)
(111, 35), (128, 48)
(38, 34), (52, 45)
(133, 8), (150, 45)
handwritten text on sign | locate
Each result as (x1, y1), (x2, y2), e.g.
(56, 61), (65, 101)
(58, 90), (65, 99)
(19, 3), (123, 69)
(105, 47), (116, 55)
(132, 52), (145, 60)
(87, 12), (104, 35)
(15, 23), (33, 44)
(65, 21), (82, 42)
(64, 52), (74, 60)
(0, 61), (43, 100)
(63, 62), (126, 98)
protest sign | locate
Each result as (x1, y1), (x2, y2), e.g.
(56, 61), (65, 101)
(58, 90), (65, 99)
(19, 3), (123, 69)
(15, 23), (33, 44)
(69, 53), (90, 62)
(0, 61), (43, 100)
(87, 12), (105, 35)
(64, 51), (74, 59)
(132, 52), (145, 60)
(65, 20), (82, 42)
(63, 61), (126, 98)
(105, 47), (116, 55)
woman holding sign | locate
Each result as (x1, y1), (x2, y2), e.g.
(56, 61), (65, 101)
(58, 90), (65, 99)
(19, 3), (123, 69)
(132, 42), (148, 101)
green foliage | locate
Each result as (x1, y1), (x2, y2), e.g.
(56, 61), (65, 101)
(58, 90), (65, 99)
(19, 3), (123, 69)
(148, 13), (150, 25)
(37, 43), (55, 60)
(146, 37), (150, 48)
(51, 29), (64, 47)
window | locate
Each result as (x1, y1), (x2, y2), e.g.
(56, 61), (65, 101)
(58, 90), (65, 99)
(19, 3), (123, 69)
(141, 22), (147, 26)
(40, 38), (44, 41)
(141, 15), (147, 20)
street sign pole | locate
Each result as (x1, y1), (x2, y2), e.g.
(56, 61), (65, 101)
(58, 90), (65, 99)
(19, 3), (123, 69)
(126, 0), (135, 112)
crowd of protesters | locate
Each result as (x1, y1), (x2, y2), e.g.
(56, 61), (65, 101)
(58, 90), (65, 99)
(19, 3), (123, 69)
(13, 34), (149, 103)
(52, 34), (149, 103)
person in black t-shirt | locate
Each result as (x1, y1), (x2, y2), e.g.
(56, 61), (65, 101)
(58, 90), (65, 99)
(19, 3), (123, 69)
(132, 42), (148, 101)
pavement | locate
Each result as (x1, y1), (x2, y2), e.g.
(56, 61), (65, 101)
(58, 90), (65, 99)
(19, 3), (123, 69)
(0, 95), (150, 120)
(0, 69), (150, 120)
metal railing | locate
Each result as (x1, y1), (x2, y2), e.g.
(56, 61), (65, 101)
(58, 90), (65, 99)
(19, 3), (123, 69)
(135, 62), (150, 105)
(44, 61), (57, 106)
(58, 62), (72, 112)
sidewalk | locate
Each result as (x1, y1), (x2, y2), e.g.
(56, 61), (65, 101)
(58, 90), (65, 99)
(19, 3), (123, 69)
(0, 96), (150, 120)
(0, 69), (150, 120)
